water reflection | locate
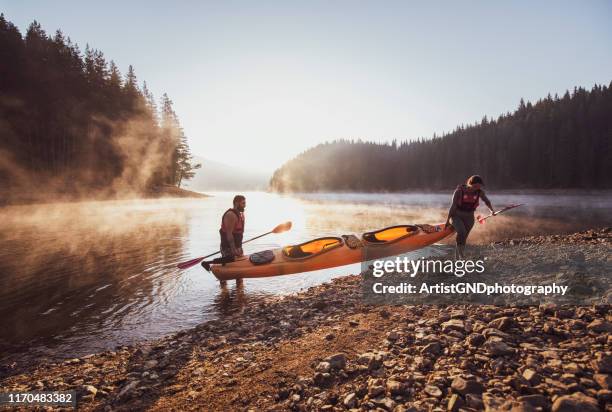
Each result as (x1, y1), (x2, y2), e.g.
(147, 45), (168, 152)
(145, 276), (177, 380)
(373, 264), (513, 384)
(213, 281), (249, 316)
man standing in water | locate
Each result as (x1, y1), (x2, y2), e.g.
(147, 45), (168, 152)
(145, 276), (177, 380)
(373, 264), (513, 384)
(445, 175), (494, 259)
(202, 195), (246, 285)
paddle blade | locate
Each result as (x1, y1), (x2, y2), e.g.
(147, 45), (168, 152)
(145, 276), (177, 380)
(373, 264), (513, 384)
(177, 257), (204, 270)
(272, 221), (292, 234)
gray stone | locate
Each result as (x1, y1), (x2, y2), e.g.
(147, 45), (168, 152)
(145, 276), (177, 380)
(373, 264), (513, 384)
(451, 376), (484, 395)
(447, 394), (465, 412)
(593, 373), (612, 389)
(483, 340), (514, 356)
(421, 342), (442, 355)
(424, 385), (442, 398)
(487, 316), (515, 331)
(587, 319), (612, 333)
(327, 353), (347, 370)
(517, 394), (548, 409)
(117, 380), (139, 399)
(592, 352), (612, 373)
(442, 319), (465, 333)
(551, 392), (599, 412)
(83, 385), (97, 396)
(371, 396), (396, 411)
(143, 360), (158, 370)
(522, 369), (542, 385)
(343, 392), (357, 408)
(316, 361), (331, 373)
(386, 379), (407, 396)
(357, 352), (383, 370)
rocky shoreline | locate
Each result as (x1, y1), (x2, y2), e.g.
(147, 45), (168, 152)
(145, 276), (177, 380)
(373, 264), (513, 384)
(1, 228), (611, 411)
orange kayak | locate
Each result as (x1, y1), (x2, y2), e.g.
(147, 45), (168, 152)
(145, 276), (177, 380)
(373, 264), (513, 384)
(211, 223), (454, 281)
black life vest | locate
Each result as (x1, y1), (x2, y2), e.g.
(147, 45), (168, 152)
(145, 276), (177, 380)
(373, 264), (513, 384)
(219, 208), (245, 248)
(456, 184), (480, 212)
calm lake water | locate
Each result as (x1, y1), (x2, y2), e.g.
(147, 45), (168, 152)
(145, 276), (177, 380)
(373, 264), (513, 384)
(1, 190), (610, 365)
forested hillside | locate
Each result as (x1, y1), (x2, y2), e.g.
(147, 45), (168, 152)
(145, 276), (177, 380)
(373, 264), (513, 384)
(270, 84), (612, 191)
(0, 15), (199, 200)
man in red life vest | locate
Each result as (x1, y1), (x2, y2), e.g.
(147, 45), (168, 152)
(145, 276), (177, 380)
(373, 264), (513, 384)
(201, 195), (246, 280)
(444, 175), (494, 259)
(219, 195), (246, 259)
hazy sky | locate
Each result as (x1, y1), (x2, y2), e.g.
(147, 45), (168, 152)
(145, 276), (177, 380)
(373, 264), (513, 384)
(2, 1), (611, 173)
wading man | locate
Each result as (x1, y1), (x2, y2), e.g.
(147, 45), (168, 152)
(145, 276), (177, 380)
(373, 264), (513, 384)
(202, 195), (246, 284)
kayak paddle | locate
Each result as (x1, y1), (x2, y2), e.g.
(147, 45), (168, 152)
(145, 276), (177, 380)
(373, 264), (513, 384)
(477, 203), (524, 224)
(176, 221), (293, 269)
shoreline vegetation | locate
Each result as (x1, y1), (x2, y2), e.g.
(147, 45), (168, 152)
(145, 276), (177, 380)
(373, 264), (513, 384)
(0, 15), (201, 205)
(270, 84), (612, 193)
(0, 185), (208, 207)
(1, 228), (610, 411)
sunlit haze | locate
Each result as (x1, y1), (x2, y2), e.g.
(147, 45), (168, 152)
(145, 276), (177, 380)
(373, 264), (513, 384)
(2, 0), (611, 174)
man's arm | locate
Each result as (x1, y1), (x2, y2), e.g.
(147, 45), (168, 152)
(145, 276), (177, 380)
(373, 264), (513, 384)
(222, 212), (238, 256)
(480, 191), (494, 213)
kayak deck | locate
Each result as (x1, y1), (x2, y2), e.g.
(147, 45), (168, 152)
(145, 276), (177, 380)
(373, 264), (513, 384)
(211, 223), (453, 281)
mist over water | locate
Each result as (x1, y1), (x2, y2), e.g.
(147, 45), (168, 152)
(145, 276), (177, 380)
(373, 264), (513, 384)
(0, 191), (610, 366)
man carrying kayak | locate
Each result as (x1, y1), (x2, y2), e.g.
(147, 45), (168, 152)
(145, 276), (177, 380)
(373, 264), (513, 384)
(201, 195), (246, 281)
(445, 175), (494, 259)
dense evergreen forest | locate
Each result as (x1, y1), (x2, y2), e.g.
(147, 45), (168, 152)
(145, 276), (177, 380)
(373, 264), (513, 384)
(0, 15), (199, 200)
(271, 83), (612, 192)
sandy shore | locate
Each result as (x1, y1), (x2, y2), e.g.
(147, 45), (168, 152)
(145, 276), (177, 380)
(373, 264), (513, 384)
(1, 228), (611, 411)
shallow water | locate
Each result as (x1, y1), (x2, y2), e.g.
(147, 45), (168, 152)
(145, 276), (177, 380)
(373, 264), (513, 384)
(0, 190), (610, 364)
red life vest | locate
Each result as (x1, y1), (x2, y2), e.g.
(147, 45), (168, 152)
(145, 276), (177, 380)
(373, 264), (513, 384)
(220, 209), (244, 233)
(456, 185), (480, 211)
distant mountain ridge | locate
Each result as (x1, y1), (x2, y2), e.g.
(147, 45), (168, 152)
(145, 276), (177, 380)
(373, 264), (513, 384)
(183, 156), (269, 191)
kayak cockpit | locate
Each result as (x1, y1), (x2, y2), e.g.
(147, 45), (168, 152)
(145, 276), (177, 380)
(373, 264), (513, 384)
(283, 237), (343, 259)
(362, 225), (419, 244)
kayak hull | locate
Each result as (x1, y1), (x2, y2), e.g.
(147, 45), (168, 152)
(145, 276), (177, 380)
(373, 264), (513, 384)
(211, 223), (453, 281)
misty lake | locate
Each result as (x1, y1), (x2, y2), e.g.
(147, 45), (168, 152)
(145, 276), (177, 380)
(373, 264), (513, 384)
(1, 190), (611, 366)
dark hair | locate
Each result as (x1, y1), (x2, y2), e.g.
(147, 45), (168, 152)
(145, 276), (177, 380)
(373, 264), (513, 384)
(467, 175), (484, 186)
(233, 195), (246, 205)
